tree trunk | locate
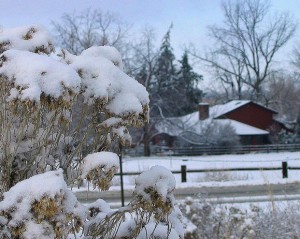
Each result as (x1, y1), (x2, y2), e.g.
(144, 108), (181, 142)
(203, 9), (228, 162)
(143, 124), (151, 156)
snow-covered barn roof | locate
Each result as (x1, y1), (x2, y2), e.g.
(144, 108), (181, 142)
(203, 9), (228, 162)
(210, 100), (277, 119)
(217, 119), (269, 135)
(155, 100), (277, 137)
(156, 114), (269, 137)
(211, 100), (250, 118)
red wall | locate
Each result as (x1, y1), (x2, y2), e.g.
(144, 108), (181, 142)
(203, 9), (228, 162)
(222, 103), (275, 130)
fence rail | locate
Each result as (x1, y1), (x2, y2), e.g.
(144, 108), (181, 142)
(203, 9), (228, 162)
(166, 144), (300, 156)
(125, 144), (300, 156)
(116, 162), (300, 182)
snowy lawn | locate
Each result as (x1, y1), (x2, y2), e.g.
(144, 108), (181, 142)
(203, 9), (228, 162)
(75, 151), (300, 192)
(122, 151), (300, 184)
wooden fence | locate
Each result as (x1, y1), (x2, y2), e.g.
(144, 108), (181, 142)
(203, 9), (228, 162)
(152, 144), (300, 156)
(116, 161), (300, 182)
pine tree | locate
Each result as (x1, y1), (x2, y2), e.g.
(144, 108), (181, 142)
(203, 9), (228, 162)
(177, 51), (203, 115)
(294, 111), (300, 142)
(153, 25), (179, 117)
(135, 63), (148, 86)
(155, 25), (176, 89)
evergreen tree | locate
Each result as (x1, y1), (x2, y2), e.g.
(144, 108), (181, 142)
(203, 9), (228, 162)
(131, 26), (204, 155)
(294, 111), (300, 142)
(155, 25), (176, 89)
(153, 25), (179, 117)
(135, 63), (148, 86)
(177, 51), (203, 115)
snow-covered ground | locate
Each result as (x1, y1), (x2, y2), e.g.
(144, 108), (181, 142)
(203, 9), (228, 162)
(74, 151), (300, 192)
(119, 151), (300, 215)
(118, 151), (300, 186)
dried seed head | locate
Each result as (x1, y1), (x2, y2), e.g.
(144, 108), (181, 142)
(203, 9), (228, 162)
(31, 196), (60, 221)
(85, 165), (118, 191)
(23, 27), (37, 40)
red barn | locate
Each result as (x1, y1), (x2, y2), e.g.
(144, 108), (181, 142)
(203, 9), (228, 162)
(199, 100), (289, 144)
(212, 101), (276, 130)
(155, 100), (289, 146)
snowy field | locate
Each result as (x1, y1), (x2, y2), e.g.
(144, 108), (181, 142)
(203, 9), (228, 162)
(75, 151), (300, 193)
(115, 151), (300, 186)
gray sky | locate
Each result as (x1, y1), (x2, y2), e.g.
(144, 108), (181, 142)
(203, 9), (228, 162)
(1, 0), (299, 81)
(1, 0), (299, 50)
(0, 1), (222, 49)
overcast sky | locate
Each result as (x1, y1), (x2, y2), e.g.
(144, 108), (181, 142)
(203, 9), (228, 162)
(1, 0), (300, 83)
(1, 0), (299, 50)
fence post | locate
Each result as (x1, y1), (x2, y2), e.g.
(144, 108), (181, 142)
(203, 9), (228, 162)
(282, 161), (288, 178)
(181, 165), (187, 182)
(119, 144), (125, 207)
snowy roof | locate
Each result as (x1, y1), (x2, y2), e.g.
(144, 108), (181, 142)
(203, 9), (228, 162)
(156, 116), (268, 136)
(156, 100), (271, 137)
(211, 100), (250, 118)
(210, 100), (277, 119)
(216, 119), (269, 135)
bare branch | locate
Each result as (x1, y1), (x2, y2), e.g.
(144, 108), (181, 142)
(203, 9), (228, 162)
(52, 9), (131, 55)
(191, 0), (296, 101)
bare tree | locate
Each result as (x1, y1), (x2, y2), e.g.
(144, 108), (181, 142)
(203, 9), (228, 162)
(52, 8), (131, 55)
(129, 26), (159, 87)
(292, 42), (300, 68)
(291, 42), (300, 82)
(127, 26), (161, 156)
(265, 72), (300, 121)
(192, 0), (296, 101)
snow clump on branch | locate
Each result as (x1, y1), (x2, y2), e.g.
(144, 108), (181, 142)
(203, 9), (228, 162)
(59, 46), (149, 126)
(80, 152), (119, 191)
(0, 49), (81, 104)
(0, 169), (86, 239)
(86, 165), (184, 239)
(133, 165), (176, 219)
(0, 25), (54, 54)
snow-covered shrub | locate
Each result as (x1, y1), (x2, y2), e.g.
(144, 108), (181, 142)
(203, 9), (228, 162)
(133, 166), (176, 219)
(181, 196), (300, 239)
(0, 25), (182, 239)
(168, 119), (241, 151)
(0, 25), (149, 192)
(197, 171), (248, 183)
(277, 130), (300, 144)
(250, 202), (300, 239)
(86, 166), (184, 239)
(80, 152), (119, 191)
(180, 197), (256, 239)
(0, 169), (86, 239)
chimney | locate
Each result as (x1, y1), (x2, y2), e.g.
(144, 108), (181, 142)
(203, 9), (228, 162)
(199, 103), (209, 120)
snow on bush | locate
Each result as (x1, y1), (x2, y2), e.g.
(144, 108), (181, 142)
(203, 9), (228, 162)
(133, 165), (176, 219)
(179, 196), (300, 239)
(0, 169), (86, 239)
(87, 165), (183, 239)
(80, 152), (119, 190)
(59, 47), (149, 120)
(0, 25), (54, 54)
(0, 24), (182, 239)
(136, 222), (180, 239)
(0, 24), (149, 191)
(0, 49), (81, 103)
(80, 45), (124, 70)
